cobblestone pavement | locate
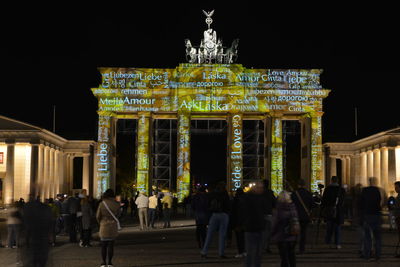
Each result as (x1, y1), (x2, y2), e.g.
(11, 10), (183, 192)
(1, 214), (400, 267)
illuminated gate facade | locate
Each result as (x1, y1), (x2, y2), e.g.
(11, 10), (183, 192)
(91, 64), (330, 200)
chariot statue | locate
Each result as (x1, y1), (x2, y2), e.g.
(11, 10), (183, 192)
(185, 10), (239, 64)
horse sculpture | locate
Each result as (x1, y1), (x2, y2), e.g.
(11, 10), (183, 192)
(225, 39), (239, 64)
(185, 39), (197, 63)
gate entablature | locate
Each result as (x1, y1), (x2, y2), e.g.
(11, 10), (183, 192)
(92, 64), (330, 201)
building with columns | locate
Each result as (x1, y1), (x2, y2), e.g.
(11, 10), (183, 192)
(0, 115), (96, 205)
(324, 127), (400, 194)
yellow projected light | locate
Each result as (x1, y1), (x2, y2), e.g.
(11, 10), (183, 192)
(92, 64), (330, 199)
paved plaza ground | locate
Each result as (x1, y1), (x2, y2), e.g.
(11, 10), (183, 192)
(1, 211), (400, 267)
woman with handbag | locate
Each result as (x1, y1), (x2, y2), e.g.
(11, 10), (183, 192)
(96, 189), (121, 267)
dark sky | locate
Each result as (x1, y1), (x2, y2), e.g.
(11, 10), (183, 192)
(3, 3), (399, 142)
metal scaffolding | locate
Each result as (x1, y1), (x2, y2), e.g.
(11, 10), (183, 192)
(243, 120), (265, 181)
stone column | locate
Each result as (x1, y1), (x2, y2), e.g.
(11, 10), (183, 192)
(310, 114), (324, 192)
(30, 144), (39, 198)
(330, 157), (337, 178)
(367, 150), (373, 181)
(82, 154), (90, 195)
(353, 153), (361, 185)
(396, 146), (400, 181)
(4, 142), (15, 204)
(271, 116), (283, 195)
(360, 151), (367, 186)
(95, 113), (114, 198)
(388, 148), (396, 188)
(49, 148), (55, 198)
(228, 113), (243, 192)
(381, 147), (389, 193)
(300, 116), (311, 189)
(350, 155), (357, 187)
(69, 156), (74, 192)
(54, 150), (59, 195)
(341, 157), (347, 185)
(176, 112), (190, 203)
(373, 148), (381, 186)
(136, 113), (152, 195)
(63, 154), (70, 194)
(37, 144), (44, 199)
(43, 146), (50, 200)
(57, 151), (64, 194)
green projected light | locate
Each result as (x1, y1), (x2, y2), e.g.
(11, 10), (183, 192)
(92, 64), (330, 199)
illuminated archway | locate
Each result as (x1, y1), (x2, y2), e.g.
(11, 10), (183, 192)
(91, 64), (330, 201)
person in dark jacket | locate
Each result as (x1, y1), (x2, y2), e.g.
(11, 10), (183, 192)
(80, 197), (94, 247)
(271, 190), (299, 267)
(231, 187), (246, 258)
(321, 176), (346, 249)
(241, 182), (268, 267)
(262, 179), (276, 253)
(21, 195), (53, 267)
(67, 193), (81, 243)
(192, 186), (209, 248)
(360, 177), (382, 261)
(291, 179), (314, 253)
(200, 182), (230, 258)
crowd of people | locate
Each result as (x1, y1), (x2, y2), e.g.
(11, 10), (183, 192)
(189, 177), (400, 266)
(1, 177), (400, 267)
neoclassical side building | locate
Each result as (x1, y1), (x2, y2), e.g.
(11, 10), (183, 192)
(0, 115), (96, 205)
(324, 127), (400, 194)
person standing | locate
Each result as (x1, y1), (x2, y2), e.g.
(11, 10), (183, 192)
(80, 197), (94, 247)
(262, 179), (276, 253)
(6, 202), (22, 248)
(21, 195), (53, 267)
(67, 193), (81, 243)
(240, 182), (268, 266)
(148, 192), (158, 229)
(47, 198), (60, 246)
(291, 179), (314, 254)
(60, 194), (70, 235)
(135, 192), (149, 231)
(360, 177), (382, 261)
(161, 191), (173, 228)
(271, 190), (299, 267)
(96, 189), (120, 267)
(351, 183), (364, 255)
(231, 188), (246, 258)
(200, 182), (230, 259)
(321, 176), (346, 249)
(192, 186), (209, 248)
(393, 181), (400, 257)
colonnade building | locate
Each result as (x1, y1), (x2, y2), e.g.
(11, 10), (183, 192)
(0, 115), (96, 205)
(324, 127), (400, 194)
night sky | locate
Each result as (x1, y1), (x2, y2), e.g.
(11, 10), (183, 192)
(3, 3), (399, 143)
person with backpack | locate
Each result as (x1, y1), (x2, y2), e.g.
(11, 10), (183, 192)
(271, 190), (299, 267)
(321, 176), (346, 249)
(291, 179), (314, 254)
(200, 182), (230, 259)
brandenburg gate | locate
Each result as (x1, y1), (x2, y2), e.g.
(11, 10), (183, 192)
(91, 11), (330, 201)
